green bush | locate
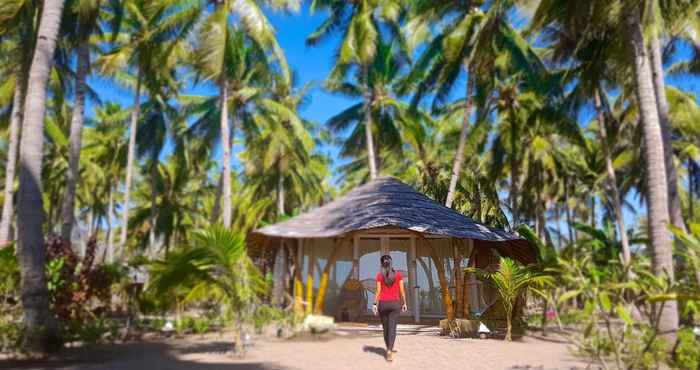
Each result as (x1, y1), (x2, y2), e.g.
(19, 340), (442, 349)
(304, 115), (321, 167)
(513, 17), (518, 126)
(0, 321), (21, 352)
(674, 328), (700, 370)
(192, 318), (210, 336)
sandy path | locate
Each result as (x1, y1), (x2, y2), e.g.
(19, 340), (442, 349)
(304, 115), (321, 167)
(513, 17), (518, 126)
(3, 331), (593, 370)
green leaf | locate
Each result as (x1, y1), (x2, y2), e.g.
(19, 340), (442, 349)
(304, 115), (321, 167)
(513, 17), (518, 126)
(598, 292), (611, 312)
(616, 303), (633, 326)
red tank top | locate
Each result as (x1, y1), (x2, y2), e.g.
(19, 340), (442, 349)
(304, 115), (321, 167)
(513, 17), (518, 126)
(376, 271), (402, 301)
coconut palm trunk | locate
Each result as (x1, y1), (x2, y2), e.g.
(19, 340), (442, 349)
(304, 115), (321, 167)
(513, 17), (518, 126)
(60, 43), (89, 241)
(220, 79), (232, 228)
(16, 0), (66, 353)
(362, 65), (378, 180)
(106, 185), (115, 263)
(148, 158), (158, 256)
(118, 70), (142, 258)
(272, 241), (287, 306)
(649, 24), (685, 232)
(277, 155), (285, 216)
(446, 70), (474, 208)
(625, 7), (678, 343)
(594, 90), (631, 265)
(0, 75), (25, 245)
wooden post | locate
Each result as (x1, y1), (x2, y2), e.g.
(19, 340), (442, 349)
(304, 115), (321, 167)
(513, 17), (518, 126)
(352, 236), (359, 279)
(409, 237), (419, 323)
(462, 239), (474, 317)
(453, 240), (464, 318)
(305, 239), (315, 315)
(380, 236), (389, 255)
(294, 239), (304, 315)
(314, 240), (342, 314)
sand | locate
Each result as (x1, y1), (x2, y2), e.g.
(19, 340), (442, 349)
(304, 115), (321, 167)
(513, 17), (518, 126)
(3, 330), (595, 370)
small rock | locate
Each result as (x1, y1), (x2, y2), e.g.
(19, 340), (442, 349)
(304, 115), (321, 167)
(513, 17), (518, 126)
(303, 315), (335, 334)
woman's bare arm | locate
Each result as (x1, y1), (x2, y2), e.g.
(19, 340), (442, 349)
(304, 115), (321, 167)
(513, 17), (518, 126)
(399, 279), (407, 308)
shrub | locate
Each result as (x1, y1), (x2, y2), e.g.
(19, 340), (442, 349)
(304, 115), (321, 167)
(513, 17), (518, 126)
(192, 318), (210, 336)
(674, 328), (700, 370)
(45, 237), (121, 321)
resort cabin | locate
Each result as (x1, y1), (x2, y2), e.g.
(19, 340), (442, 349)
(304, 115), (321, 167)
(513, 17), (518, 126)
(250, 177), (536, 324)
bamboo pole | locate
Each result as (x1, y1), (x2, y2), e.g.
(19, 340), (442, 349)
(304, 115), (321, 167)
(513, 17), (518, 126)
(293, 239), (304, 315)
(305, 239), (316, 315)
(314, 240), (343, 314)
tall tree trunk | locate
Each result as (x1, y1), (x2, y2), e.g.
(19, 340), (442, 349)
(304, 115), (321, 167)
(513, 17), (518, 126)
(445, 69), (474, 208)
(106, 185), (115, 263)
(510, 123), (520, 226)
(362, 65), (378, 180)
(16, 0), (65, 354)
(0, 75), (25, 244)
(220, 80), (232, 228)
(690, 158), (695, 222)
(648, 23), (700, 287)
(595, 90), (631, 266)
(428, 240), (455, 321)
(148, 158), (158, 257)
(60, 43), (89, 241)
(277, 156), (285, 217)
(626, 7), (678, 344)
(649, 21), (685, 232)
(564, 179), (575, 244)
(272, 241), (287, 307)
(210, 173), (222, 224)
(590, 196), (596, 228)
(118, 69), (142, 258)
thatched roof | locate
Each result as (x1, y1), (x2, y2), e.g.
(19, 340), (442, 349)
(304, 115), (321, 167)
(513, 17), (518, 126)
(252, 177), (536, 263)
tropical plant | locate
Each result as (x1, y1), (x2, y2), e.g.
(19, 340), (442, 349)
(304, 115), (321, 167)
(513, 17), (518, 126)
(148, 225), (267, 355)
(466, 256), (553, 341)
(307, 0), (402, 180)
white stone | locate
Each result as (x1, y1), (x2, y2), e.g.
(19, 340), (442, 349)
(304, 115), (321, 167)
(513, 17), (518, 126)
(303, 314), (335, 334)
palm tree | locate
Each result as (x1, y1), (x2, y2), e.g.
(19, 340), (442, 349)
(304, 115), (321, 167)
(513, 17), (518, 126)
(15, 0), (66, 354)
(0, 0), (38, 244)
(81, 102), (128, 262)
(58, 0), (103, 240)
(324, 40), (408, 184)
(467, 257), (553, 341)
(99, 0), (197, 257)
(190, 0), (297, 228)
(402, 0), (484, 207)
(307, 0), (401, 180)
(148, 225), (267, 354)
(624, 4), (678, 342)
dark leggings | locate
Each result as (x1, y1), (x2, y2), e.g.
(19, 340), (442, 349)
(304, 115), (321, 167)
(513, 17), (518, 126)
(378, 300), (400, 351)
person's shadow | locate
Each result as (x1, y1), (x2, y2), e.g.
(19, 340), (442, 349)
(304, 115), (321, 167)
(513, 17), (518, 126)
(362, 345), (386, 358)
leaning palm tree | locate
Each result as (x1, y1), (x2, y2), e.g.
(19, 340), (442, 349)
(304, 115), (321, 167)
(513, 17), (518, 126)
(148, 225), (267, 355)
(15, 0), (66, 354)
(466, 257), (553, 341)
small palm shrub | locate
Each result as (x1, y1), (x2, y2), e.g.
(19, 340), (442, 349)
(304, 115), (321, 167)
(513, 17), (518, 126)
(466, 257), (553, 341)
(148, 225), (267, 354)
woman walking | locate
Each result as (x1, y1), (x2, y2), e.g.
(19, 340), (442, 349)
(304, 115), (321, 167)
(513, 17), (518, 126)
(372, 254), (407, 362)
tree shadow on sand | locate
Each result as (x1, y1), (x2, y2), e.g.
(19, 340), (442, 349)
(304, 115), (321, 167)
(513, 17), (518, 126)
(2, 340), (291, 370)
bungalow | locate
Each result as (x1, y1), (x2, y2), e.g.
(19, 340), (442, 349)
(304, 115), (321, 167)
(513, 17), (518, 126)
(249, 177), (536, 324)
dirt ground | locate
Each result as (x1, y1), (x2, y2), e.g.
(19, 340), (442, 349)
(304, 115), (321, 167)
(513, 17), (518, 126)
(3, 330), (594, 370)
